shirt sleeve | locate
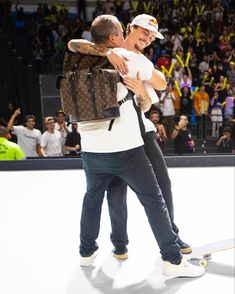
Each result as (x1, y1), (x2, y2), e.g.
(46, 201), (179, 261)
(145, 83), (159, 104)
(138, 56), (154, 81)
(40, 133), (47, 147)
(12, 125), (23, 136)
(37, 131), (42, 144)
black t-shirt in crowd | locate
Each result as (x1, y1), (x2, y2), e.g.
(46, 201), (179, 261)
(180, 93), (192, 116)
(218, 138), (234, 153)
(65, 132), (81, 156)
(174, 129), (194, 155)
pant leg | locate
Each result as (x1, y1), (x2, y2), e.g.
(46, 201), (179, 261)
(143, 131), (179, 235)
(116, 147), (181, 263)
(79, 170), (113, 257)
(106, 176), (129, 248)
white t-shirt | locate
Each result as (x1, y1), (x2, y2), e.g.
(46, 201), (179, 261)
(13, 126), (41, 157)
(160, 92), (176, 116)
(141, 83), (159, 133)
(40, 130), (62, 157)
(78, 48), (155, 153)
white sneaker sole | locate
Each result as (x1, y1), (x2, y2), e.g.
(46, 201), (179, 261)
(80, 251), (98, 267)
(162, 260), (206, 278)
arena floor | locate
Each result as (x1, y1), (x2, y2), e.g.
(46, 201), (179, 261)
(0, 167), (234, 294)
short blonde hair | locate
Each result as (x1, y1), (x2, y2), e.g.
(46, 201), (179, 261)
(44, 116), (55, 125)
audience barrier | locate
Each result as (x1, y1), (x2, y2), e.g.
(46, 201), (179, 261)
(0, 154), (234, 171)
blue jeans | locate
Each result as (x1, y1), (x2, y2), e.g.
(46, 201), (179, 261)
(80, 146), (181, 263)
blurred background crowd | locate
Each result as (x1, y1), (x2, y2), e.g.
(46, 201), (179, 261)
(0, 0), (235, 157)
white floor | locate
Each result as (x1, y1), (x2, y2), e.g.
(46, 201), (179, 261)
(0, 167), (234, 294)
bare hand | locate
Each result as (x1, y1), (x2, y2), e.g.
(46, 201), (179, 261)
(14, 108), (21, 117)
(107, 51), (129, 75)
(123, 72), (147, 97)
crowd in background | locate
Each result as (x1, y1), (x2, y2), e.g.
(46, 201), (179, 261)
(0, 0), (235, 157)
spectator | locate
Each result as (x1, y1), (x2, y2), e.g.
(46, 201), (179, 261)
(7, 108), (41, 157)
(82, 23), (92, 42)
(179, 66), (193, 89)
(227, 61), (235, 87)
(77, 0), (87, 21)
(180, 86), (192, 117)
(216, 126), (235, 154)
(103, 0), (115, 14)
(122, 0), (131, 25)
(171, 32), (183, 52)
(64, 123), (81, 156)
(171, 115), (195, 155)
(198, 55), (210, 75)
(156, 50), (171, 71)
(40, 117), (63, 157)
(193, 84), (210, 140)
(55, 110), (69, 154)
(93, 0), (103, 18)
(149, 110), (167, 151)
(159, 83), (176, 137)
(214, 75), (228, 104)
(219, 115), (235, 141)
(172, 84), (181, 116)
(224, 85), (235, 118)
(0, 126), (25, 160)
(210, 92), (223, 138)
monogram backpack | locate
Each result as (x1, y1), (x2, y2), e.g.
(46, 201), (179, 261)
(57, 51), (121, 127)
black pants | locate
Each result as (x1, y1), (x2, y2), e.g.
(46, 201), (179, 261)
(107, 131), (179, 249)
(196, 115), (207, 140)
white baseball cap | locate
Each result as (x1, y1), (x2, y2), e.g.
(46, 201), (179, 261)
(131, 14), (164, 39)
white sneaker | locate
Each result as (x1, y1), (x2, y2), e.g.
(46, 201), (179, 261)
(163, 258), (205, 278)
(80, 251), (98, 267)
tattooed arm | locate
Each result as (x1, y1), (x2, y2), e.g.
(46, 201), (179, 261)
(67, 39), (129, 75)
(68, 39), (107, 56)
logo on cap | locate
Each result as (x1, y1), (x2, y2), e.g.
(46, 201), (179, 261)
(148, 19), (157, 27)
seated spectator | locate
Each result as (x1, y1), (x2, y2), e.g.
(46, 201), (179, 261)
(171, 115), (195, 155)
(7, 108), (41, 157)
(64, 123), (81, 156)
(216, 126), (235, 154)
(0, 126), (25, 160)
(149, 110), (167, 151)
(40, 117), (62, 157)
